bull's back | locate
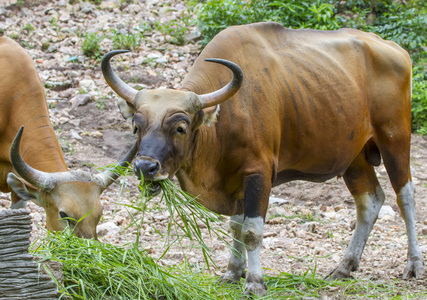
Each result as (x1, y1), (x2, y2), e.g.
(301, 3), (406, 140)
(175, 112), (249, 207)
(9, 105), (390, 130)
(182, 22), (411, 176)
(0, 37), (67, 192)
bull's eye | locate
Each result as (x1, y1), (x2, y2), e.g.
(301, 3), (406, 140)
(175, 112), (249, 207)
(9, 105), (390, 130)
(59, 211), (68, 219)
(176, 126), (187, 134)
(59, 211), (76, 226)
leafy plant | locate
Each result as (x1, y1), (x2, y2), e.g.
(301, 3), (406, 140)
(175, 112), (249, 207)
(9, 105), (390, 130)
(411, 63), (427, 134)
(81, 32), (103, 59)
(111, 29), (142, 50)
(155, 11), (195, 45)
(192, 0), (340, 46)
(22, 22), (35, 33)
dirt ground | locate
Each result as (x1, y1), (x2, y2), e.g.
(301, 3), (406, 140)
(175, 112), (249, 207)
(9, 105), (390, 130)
(1, 0), (427, 298)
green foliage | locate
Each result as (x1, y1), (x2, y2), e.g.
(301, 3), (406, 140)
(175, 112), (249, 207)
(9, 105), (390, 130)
(111, 29), (143, 50)
(192, 0), (340, 46)
(192, 0), (274, 46)
(155, 11), (195, 45)
(371, 4), (427, 60)
(81, 32), (103, 59)
(32, 230), (216, 300)
(22, 22), (35, 33)
(268, 0), (340, 30)
(412, 62), (427, 134)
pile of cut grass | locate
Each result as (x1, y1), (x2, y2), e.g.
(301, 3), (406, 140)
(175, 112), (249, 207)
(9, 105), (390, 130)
(32, 230), (217, 300)
(32, 231), (414, 300)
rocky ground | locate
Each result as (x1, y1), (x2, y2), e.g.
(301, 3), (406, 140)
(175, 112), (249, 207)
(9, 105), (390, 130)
(1, 0), (427, 298)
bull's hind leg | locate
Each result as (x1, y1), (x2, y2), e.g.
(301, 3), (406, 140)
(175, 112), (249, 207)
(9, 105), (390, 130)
(219, 214), (247, 284)
(328, 152), (385, 279)
(379, 140), (425, 279)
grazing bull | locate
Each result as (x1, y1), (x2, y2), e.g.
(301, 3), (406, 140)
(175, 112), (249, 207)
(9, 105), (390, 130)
(102, 22), (425, 296)
(0, 36), (137, 238)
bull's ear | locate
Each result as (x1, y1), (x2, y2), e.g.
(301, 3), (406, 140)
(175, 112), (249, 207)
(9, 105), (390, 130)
(7, 173), (45, 206)
(117, 98), (135, 124)
(202, 105), (220, 127)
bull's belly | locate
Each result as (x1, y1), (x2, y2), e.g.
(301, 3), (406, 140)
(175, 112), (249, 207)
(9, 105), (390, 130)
(273, 167), (347, 187)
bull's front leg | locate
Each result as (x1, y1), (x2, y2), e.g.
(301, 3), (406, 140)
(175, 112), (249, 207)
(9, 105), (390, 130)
(241, 174), (270, 297)
(219, 214), (247, 284)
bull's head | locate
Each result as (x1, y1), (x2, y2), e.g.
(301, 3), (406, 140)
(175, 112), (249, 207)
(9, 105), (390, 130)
(7, 126), (138, 238)
(102, 50), (243, 195)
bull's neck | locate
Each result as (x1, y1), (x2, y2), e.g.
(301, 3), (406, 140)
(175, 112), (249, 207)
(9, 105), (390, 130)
(176, 123), (221, 195)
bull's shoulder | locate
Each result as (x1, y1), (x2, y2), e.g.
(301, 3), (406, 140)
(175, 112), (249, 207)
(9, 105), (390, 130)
(0, 36), (41, 85)
(0, 36), (30, 58)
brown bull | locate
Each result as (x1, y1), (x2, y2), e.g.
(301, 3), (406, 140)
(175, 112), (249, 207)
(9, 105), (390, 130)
(102, 22), (425, 296)
(0, 36), (137, 238)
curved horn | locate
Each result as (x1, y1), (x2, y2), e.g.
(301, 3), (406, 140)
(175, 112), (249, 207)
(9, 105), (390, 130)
(10, 126), (59, 191)
(94, 141), (139, 189)
(198, 58), (243, 109)
(101, 50), (138, 103)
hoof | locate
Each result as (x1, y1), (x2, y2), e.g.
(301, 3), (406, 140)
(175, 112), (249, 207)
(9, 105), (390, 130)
(403, 260), (425, 280)
(218, 271), (245, 285)
(242, 281), (267, 298)
(325, 267), (353, 280)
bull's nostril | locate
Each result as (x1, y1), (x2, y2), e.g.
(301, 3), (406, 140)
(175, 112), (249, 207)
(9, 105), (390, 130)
(135, 159), (160, 179)
(148, 161), (159, 175)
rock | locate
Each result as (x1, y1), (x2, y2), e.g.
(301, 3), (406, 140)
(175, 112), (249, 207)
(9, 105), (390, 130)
(422, 226), (427, 235)
(264, 231), (277, 238)
(44, 80), (72, 91)
(321, 211), (337, 219)
(378, 205), (395, 220)
(97, 221), (120, 237)
(81, 2), (93, 13)
(59, 12), (70, 22)
(70, 93), (91, 108)
(267, 217), (286, 225)
(100, 1), (119, 10)
(302, 221), (318, 233)
(70, 131), (82, 140)
(47, 45), (57, 53)
(59, 88), (76, 98)
(269, 196), (290, 206)
(79, 79), (96, 93)
(90, 131), (103, 138)
(184, 29), (201, 43)
(30, 212), (43, 223)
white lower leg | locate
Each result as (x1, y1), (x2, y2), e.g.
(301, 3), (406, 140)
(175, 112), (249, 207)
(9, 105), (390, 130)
(242, 216), (266, 296)
(221, 214), (246, 282)
(332, 186), (384, 277)
(398, 181), (425, 278)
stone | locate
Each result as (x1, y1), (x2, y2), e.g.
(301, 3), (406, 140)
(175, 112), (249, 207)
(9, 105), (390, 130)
(81, 2), (93, 13)
(70, 131), (82, 140)
(269, 196), (290, 206)
(302, 221), (318, 233)
(70, 94), (91, 108)
(79, 79), (96, 93)
(100, 1), (119, 10)
(97, 221), (120, 237)
(378, 205), (395, 220)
